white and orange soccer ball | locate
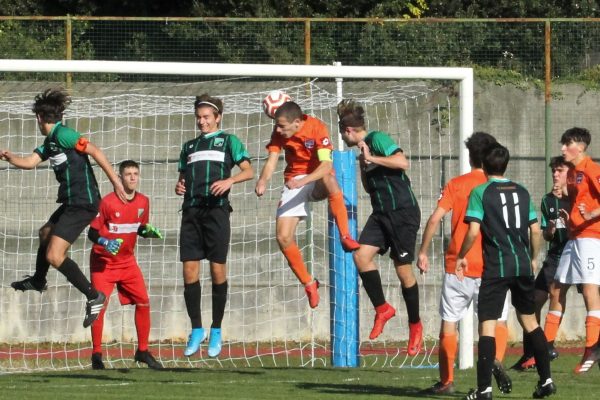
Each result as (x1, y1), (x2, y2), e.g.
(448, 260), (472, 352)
(262, 90), (291, 119)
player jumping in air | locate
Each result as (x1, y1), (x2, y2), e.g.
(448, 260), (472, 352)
(255, 101), (360, 309)
(1, 88), (126, 328)
(176, 94), (254, 358)
(336, 99), (422, 355)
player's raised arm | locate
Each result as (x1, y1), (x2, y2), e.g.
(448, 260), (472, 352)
(84, 141), (126, 203)
(0, 150), (43, 170)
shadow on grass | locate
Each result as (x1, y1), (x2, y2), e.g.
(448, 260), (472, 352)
(35, 373), (135, 382)
(296, 382), (466, 398)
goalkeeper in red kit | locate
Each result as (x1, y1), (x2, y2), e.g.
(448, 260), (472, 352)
(87, 160), (164, 370)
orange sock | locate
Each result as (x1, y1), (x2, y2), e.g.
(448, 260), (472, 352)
(328, 191), (350, 238)
(544, 312), (562, 343)
(495, 323), (508, 362)
(439, 333), (457, 384)
(282, 244), (312, 285)
(585, 315), (600, 347)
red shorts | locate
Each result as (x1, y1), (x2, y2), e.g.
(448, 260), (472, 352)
(90, 261), (149, 306)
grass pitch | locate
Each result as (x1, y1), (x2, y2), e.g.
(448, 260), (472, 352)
(0, 354), (598, 399)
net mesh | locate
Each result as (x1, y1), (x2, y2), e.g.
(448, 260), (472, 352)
(0, 79), (458, 371)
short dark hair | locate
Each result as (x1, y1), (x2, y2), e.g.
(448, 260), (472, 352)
(119, 159), (140, 175)
(194, 93), (223, 116)
(549, 155), (569, 170)
(274, 101), (303, 122)
(32, 88), (71, 123)
(465, 131), (497, 168)
(337, 99), (365, 131)
(482, 142), (510, 176)
(560, 127), (591, 148)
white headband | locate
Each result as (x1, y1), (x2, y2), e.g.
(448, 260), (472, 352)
(197, 101), (220, 112)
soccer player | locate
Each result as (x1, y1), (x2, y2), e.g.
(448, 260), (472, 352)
(457, 142), (555, 399)
(417, 132), (512, 394)
(254, 101), (360, 309)
(554, 127), (600, 374)
(87, 160), (163, 370)
(0, 88), (126, 328)
(176, 94), (253, 358)
(511, 156), (570, 371)
(336, 100), (422, 355)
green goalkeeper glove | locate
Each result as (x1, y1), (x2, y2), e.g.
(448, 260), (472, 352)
(140, 223), (163, 239)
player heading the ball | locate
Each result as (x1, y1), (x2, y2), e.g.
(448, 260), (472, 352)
(1, 88), (127, 328)
(255, 100), (360, 310)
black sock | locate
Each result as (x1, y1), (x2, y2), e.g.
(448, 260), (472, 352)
(32, 245), (50, 283)
(184, 281), (202, 328)
(477, 335), (496, 392)
(529, 327), (551, 382)
(57, 257), (96, 299)
(211, 281), (228, 329)
(523, 330), (534, 358)
(401, 283), (420, 324)
(359, 270), (386, 308)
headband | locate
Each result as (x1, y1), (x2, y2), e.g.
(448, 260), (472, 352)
(197, 101), (220, 112)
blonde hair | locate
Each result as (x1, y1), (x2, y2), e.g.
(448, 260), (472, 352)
(337, 99), (365, 130)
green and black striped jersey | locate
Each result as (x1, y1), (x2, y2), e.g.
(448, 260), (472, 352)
(465, 178), (538, 279)
(34, 122), (100, 206)
(178, 130), (250, 210)
(363, 131), (419, 214)
(540, 192), (570, 259)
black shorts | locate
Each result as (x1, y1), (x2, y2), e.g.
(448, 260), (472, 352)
(359, 208), (420, 264)
(48, 204), (98, 244)
(534, 257), (560, 293)
(478, 276), (535, 322)
(179, 205), (231, 264)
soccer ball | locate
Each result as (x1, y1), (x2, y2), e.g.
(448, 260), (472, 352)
(262, 90), (291, 119)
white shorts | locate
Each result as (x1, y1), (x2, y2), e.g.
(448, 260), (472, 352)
(439, 273), (480, 322)
(555, 238), (600, 285)
(439, 273), (510, 322)
(276, 175), (317, 218)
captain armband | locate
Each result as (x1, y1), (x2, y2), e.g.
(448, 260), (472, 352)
(75, 137), (89, 153)
(317, 148), (332, 162)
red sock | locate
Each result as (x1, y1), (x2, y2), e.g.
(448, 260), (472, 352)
(328, 191), (350, 238)
(495, 324), (508, 362)
(585, 315), (600, 347)
(91, 307), (106, 354)
(439, 333), (457, 384)
(135, 304), (151, 352)
(544, 313), (562, 343)
(282, 244), (311, 285)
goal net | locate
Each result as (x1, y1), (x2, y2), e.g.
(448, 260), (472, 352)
(0, 62), (471, 372)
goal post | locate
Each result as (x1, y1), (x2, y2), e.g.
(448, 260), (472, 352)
(0, 60), (473, 371)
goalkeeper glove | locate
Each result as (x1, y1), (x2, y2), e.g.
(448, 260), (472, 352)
(140, 223), (163, 239)
(98, 237), (123, 255)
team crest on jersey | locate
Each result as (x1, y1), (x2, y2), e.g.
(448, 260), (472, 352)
(213, 137), (225, 147)
(597, 175), (600, 184)
(138, 208), (144, 217)
(304, 139), (315, 149)
(322, 138), (330, 146)
(115, 212), (120, 218)
(576, 172), (584, 184)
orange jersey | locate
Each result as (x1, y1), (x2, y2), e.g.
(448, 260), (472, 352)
(266, 115), (333, 181)
(437, 169), (486, 277)
(567, 156), (600, 239)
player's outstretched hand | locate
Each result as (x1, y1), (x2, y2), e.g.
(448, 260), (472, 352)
(140, 224), (163, 239)
(113, 180), (128, 203)
(98, 237), (123, 255)
(0, 150), (10, 161)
